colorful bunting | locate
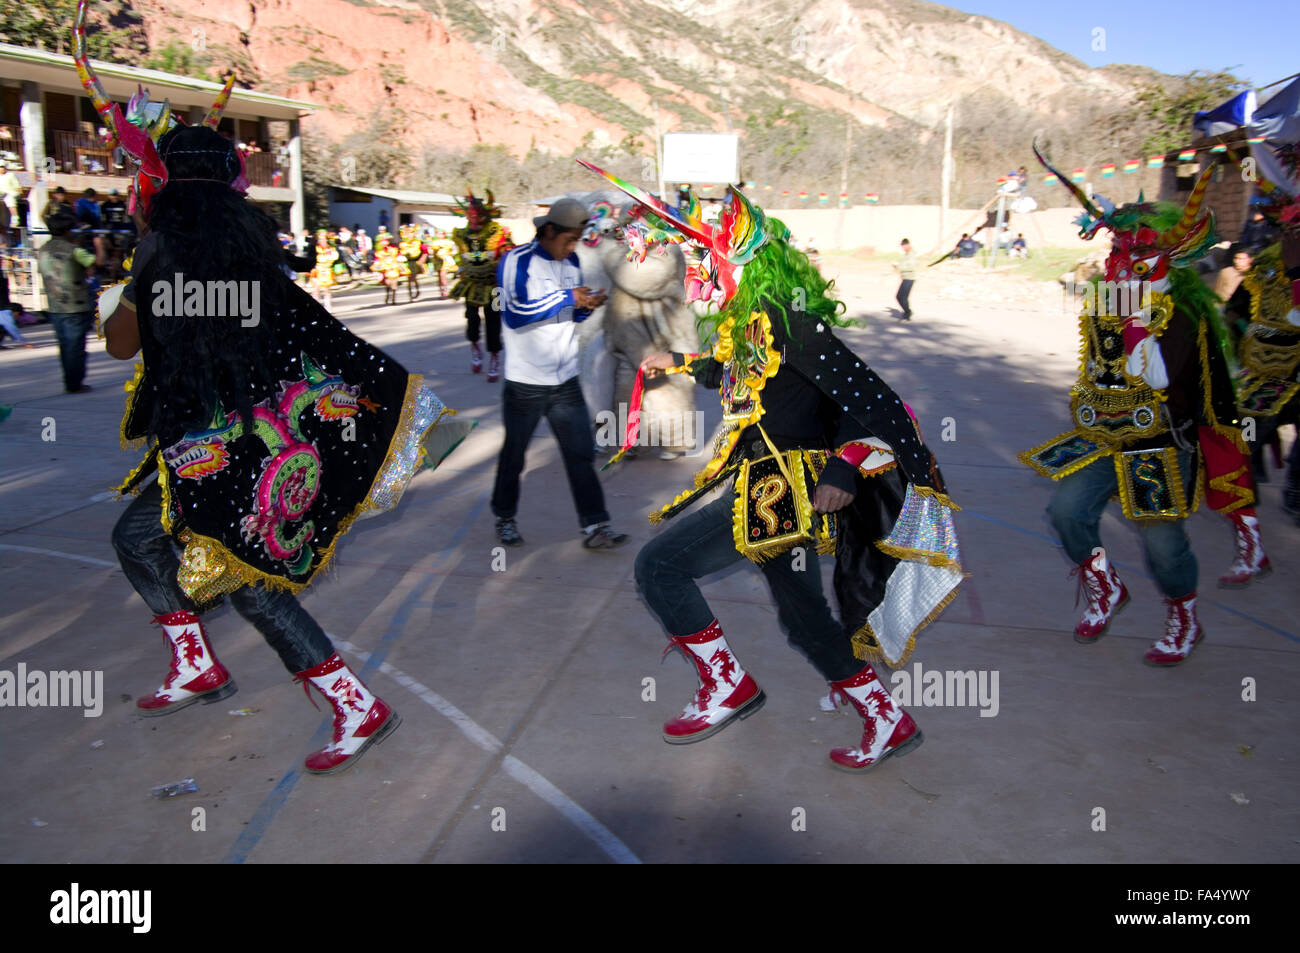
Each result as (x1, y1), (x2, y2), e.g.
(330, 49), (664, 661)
(1177, 148), (1196, 162)
(1123, 159), (1140, 174)
(1148, 155), (1165, 169)
(864, 193), (880, 204)
(1070, 168), (1086, 183)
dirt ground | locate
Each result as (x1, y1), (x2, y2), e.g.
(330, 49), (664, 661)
(1, 259), (1296, 864)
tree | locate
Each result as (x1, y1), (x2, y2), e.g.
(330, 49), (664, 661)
(1133, 69), (1249, 156)
(1, 1), (142, 58)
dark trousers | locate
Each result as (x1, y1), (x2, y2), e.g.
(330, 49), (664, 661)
(465, 302), (502, 354)
(635, 494), (863, 682)
(1046, 450), (1198, 598)
(112, 483), (334, 674)
(49, 310), (94, 390)
(896, 279), (914, 317)
(491, 376), (610, 528)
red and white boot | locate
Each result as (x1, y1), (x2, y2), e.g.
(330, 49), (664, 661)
(662, 620), (765, 744)
(487, 351), (501, 383)
(469, 341), (483, 374)
(1218, 510), (1271, 588)
(1144, 593), (1204, 666)
(1071, 550), (1129, 643)
(137, 610), (237, 716)
(295, 654), (400, 774)
(827, 664), (923, 772)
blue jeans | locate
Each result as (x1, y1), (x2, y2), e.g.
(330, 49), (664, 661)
(49, 310), (94, 390)
(491, 376), (610, 527)
(1046, 449), (1198, 598)
(112, 483), (335, 674)
(635, 493), (863, 682)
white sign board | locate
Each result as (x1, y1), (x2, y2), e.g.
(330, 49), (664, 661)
(662, 133), (739, 185)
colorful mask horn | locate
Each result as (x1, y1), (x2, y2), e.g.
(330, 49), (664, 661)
(1032, 139), (1105, 237)
(74, 0), (168, 215)
(203, 73), (235, 129)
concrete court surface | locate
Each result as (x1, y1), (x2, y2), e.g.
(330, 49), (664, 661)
(1, 263), (1296, 864)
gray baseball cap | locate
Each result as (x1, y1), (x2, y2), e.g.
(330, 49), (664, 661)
(533, 196), (588, 230)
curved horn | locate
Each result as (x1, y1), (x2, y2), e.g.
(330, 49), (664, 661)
(575, 158), (716, 248)
(1160, 161), (1216, 250)
(203, 73), (236, 129)
(72, 0), (119, 145)
(1032, 138), (1101, 223)
(486, 188), (495, 206)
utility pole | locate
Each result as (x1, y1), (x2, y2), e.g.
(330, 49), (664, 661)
(939, 101), (953, 249)
(838, 115), (852, 249)
(655, 104), (666, 201)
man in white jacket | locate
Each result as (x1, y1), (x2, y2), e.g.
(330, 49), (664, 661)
(491, 197), (628, 550)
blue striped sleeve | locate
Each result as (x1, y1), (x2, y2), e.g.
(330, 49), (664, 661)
(499, 244), (574, 329)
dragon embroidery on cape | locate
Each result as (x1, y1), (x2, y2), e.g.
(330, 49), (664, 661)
(162, 353), (372, 575)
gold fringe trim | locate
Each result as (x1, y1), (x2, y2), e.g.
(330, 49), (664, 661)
(850, 582), (964, 667)
(910, 484), (961, 512)
(730, 449), (819, 564)
(162, 373), (444, 601)
(119, 361), (148, 452)
(1114, 446), (1192, 521)
(875, 541), (963, 574)
(93, 277), (130, 339)
(1198, 319), (1249, 453)
(114, 446), (158, 498)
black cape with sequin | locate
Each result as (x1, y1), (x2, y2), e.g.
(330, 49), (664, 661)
(688, 303), (957, 659)
(119, 277), (439, 597)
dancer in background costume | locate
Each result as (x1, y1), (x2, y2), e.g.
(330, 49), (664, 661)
(1021, 144), (1246, 665)
(1224, 138), (1300, 526)
(309, 229), (337, 310)
(371, 232), (409, 306)
(582, 161), (962, 772)
(450, 189), (513, 381)
(82, 7), (471, 774)
(399, 223), (426, 302)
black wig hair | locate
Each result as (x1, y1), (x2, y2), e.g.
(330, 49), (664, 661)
(138, 125), (292, 441)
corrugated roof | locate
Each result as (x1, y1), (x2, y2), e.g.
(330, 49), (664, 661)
(0, 43), (315, 115)
(330, 185), (460, 205)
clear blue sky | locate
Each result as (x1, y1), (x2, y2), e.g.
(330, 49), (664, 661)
(947, 0), (1295, 90)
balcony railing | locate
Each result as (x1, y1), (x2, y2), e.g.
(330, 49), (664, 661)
(242, 150), (290, 188)
(0, 126), (23, 167)
(51, 129), (120, 176)
(46, 131), (293, 186)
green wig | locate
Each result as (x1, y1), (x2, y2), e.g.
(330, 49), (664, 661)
(699, 217), (853, 360)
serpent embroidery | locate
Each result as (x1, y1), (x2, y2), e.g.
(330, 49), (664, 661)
(162, 353), (366, 575)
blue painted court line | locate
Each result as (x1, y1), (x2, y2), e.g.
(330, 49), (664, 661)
(221, 487), (492, 864)
(961, 508), (1300, 644)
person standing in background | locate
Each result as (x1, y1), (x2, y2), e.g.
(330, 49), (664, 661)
(491, 197), (626, 550)
(37, 207), (105, 392)
(895, 238), (917, 321)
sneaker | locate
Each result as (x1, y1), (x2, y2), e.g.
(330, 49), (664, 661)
(582, 523), (628, 550)
(495, 518), (524, 546)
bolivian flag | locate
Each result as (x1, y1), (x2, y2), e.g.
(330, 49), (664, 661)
(1122, 159), (1140, 174)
